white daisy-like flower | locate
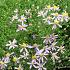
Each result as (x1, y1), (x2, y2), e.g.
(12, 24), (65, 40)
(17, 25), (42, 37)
(57, 46), (65, 53)
(12, 14), (18, 21)
(15, 64), (23, 70)
(51, 52), (59, 64)
(6, 39), (18, 49)
(18, 15), (27, 25)
(16, 24), (28, 32)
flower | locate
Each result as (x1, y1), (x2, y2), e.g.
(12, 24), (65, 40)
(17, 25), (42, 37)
(19, 43), (32, 59)
(35, 49), (48, 62)
(18, 15), (27, 25)
(57, 46), (65, 53)
(25, 9), (32, 18)
(0, 60), (7, 69)
(16, 24), (28, 32)
(43, 34), (58, 45)
(50, 42), (59, 51)
(6, 39), (18, 49)
(46, 5), (53, 11)
(35, 62), (47, 70)
(2, 57), (10, 64)
(12, 57), (18, 62)
(62, 11), (69, 22)
(27, 59), (38, 69)
(15, 64), (23, 70)
(53, 5), (59, 11)
(51, 52), (59, 64)
(12, 14), (18, 21)
(52, 19), (62, 29)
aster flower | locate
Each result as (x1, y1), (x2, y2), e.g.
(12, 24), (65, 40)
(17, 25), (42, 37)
(15, 64), (23, 70)
(43, 35), (51, 45)
(6, 39), (18, 49)
(18, 15), (27, 25)
(51, 52), (59, 64)
(11, 9), (18, 21)
(2, 57), (10, 64)
(51, 13), (63, 22)
(52, 5), (60, 11)
(38, 10), (47, 18)
(34, 62), (47, 70)
(46, 5), (53, 11)
(43, 34), (58, 45)
(0, 60), (7, 69)
(35, 49), (48, 62)
(27, 59), (38, 69)
(12, 14), (18, 21)
(16, 24), (28, 32)
(62, 11), (69, 22)
(43, 16), (53, 24)
(50, 42), (59, 51)
(57, 46), (65, 53)
(52, 19), (62, 29)
(19, 43), (32, 59)
(25, 9), (32, 18)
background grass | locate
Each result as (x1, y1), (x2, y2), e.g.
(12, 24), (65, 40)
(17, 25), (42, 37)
(0, 0), (70, 70)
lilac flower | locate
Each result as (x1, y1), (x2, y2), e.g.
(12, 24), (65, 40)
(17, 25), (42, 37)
(0, 60), (7, 69)
(43, 46), (50, 54)
(43, 16), (52, 24)
(33, 61), (47, 70)
(43, 34), (58, 45)
(2, 57), (10, 64)
(6, 39), (18, 49)
(50, 42), (59, 51)
(27, 59), (38, 69)
(49, 34), (58, 42)
(16, 24), (28, 32)
(35, 49), (48, 62)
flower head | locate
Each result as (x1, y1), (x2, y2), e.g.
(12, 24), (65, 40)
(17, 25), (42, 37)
(6, 39), (18, 49)
(16, 24), (28, 32)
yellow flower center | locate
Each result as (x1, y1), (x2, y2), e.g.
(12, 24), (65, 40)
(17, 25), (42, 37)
(20, 43), (27, 48)
(0, 61), (4, 64)
(13, 57), (17, 62)
(54, 20), (59, 24)
(21, 18), (25, 21)
(55, 13), (59, 16)
(53, 5), (58, 9)
(6, 53), (10, 57)
(47, 5), (51, 9)
(62, 11), (68, 16)
(32, 55), (36, 59)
